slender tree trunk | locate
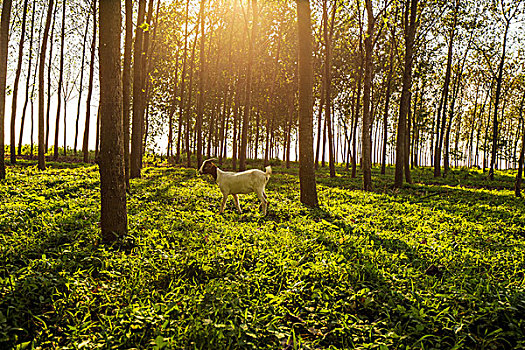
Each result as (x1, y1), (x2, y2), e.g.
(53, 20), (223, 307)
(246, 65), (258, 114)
(467, 84), (480, 167)
(315, 79), (324, 169)
(45, 4), (57, 152)
(95, 105), (100, 159)
(434, 0), (458, 177)
(37, 0), (54, 169)
(264, 36), (281, 167)
(141, 0), (155, 159)
(489, 21), (510, 180)
(514, 92), (525, 196)
(167, 49), (180, 160)
(404, 91), (412, 183)
(362, 0), (375, 190)
(9, 0), (29, 164)
(323, 0), (336, 177)
(73, 12), (90, 154)
(394, 0), (418, 187)
(381, 21), (396, 175)
(196, 0), (206, 167)
(130, 0), (147, 178)
(83, 0), (96, 163)
(53, 0), (66, 160)
(99, 0), (127, 242)
(297, 0), (318, 207)
(185, 36), (198, 168)
(239, 0), (258, 171)
(19, 5), (36, 156)
(122, 0), (132, 183)
(175, 0), (190, 164)
(0, 0), (12, 178)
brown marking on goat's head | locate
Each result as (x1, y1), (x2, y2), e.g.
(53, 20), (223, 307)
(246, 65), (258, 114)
(198, 159), (218, 180)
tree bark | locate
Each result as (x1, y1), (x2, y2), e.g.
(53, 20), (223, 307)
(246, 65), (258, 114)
(323, 0), (336, 178)
(394, 0), (418, 187)
(130, 0), (146, 178)
(381, 19), (396, 175)
(297, 0), (318, 207)
(489, 20), (510, 180)
(515, 92), (525, 197)
(362, 0), (375, 190)
(18, 4), (36, 156)
(83, 1), (96, 163)
(45, 4), (57, 152)
(175, 0), (190, 164)
(9, 0), (29, 164)
(36, 0), (54, 170)
(98, 0), (127, 242)
(433, 0), (458, 177)
(73, 9), (90, 154)
(53, 0), (66, 160)
(122, 0), (132, 182)
(239, 0), (258, 171)
(196, 0), (206, 167)
(0, 0), (12, 178)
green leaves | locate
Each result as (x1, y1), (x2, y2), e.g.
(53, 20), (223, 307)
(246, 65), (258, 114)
(1, 163), (525, 348)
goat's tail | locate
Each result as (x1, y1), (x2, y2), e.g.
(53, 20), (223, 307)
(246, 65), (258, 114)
(264, 166), (272, 182)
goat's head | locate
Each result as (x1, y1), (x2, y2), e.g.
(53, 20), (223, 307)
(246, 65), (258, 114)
(198, 158), (218, 179)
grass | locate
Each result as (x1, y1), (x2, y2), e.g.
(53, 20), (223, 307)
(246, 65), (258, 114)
(1, 159), (525, 349)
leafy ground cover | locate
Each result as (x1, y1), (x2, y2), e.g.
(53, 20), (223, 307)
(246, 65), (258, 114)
(1, 160), (525, 349)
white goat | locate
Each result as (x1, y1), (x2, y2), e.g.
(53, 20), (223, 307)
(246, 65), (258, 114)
(198, 159), (272, 215)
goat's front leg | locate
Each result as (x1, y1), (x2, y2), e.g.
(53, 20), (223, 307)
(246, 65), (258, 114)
(219, 194), (228, 214)
(232, 194), (242, 213)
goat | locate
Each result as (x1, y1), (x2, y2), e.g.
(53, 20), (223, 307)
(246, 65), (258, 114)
(198, 159), (272, 215)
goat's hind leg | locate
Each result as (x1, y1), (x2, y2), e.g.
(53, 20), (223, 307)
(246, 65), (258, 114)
(256, 190), (268, 216)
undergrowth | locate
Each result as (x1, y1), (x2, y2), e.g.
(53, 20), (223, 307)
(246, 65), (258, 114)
(1, 160), (524, 349)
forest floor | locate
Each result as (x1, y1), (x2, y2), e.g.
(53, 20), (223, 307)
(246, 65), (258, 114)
(1, 159), (525, 349)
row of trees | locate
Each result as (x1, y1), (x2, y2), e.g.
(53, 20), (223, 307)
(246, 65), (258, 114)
(146, 0), (524, 188)
(2, 0), (524, 186)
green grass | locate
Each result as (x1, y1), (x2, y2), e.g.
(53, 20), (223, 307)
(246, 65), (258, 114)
(1, 160), (525, 349)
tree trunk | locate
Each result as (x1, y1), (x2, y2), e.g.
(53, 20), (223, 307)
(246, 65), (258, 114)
(53, 0), (66, 160)
(185, 30), (198, 168)
(297, 0), (318, 207)
(45, 4), (57, 152)
(196, 0), (206, 167)
(239, 0), (258, 171)
(0, 0), (12, 177)
(434, 0), (458, 177)
(9, 0), (28, 164)
(73, 11), (90, 154)
(99, 0), (127, 242)
(141, 0), (155, 159)
(489, 21), (510, 180)
(122, 0), (132, 183)
(514, 92), (525, 196)
(18, 4), (36, 156)
(362, 0), (374, 190)
(404, 91), (412, 183)
(130, 0), (146, 178)
(83, 0), (96, 163)
(175, 0), (190, 164)
(36, 0), (54, 170)
(167, 49), (180, 160)
(381, 20), (396, 175)
(323, 0), (336, 178)
(394, 0), (418, 187)
(95, 106), (100, 159)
